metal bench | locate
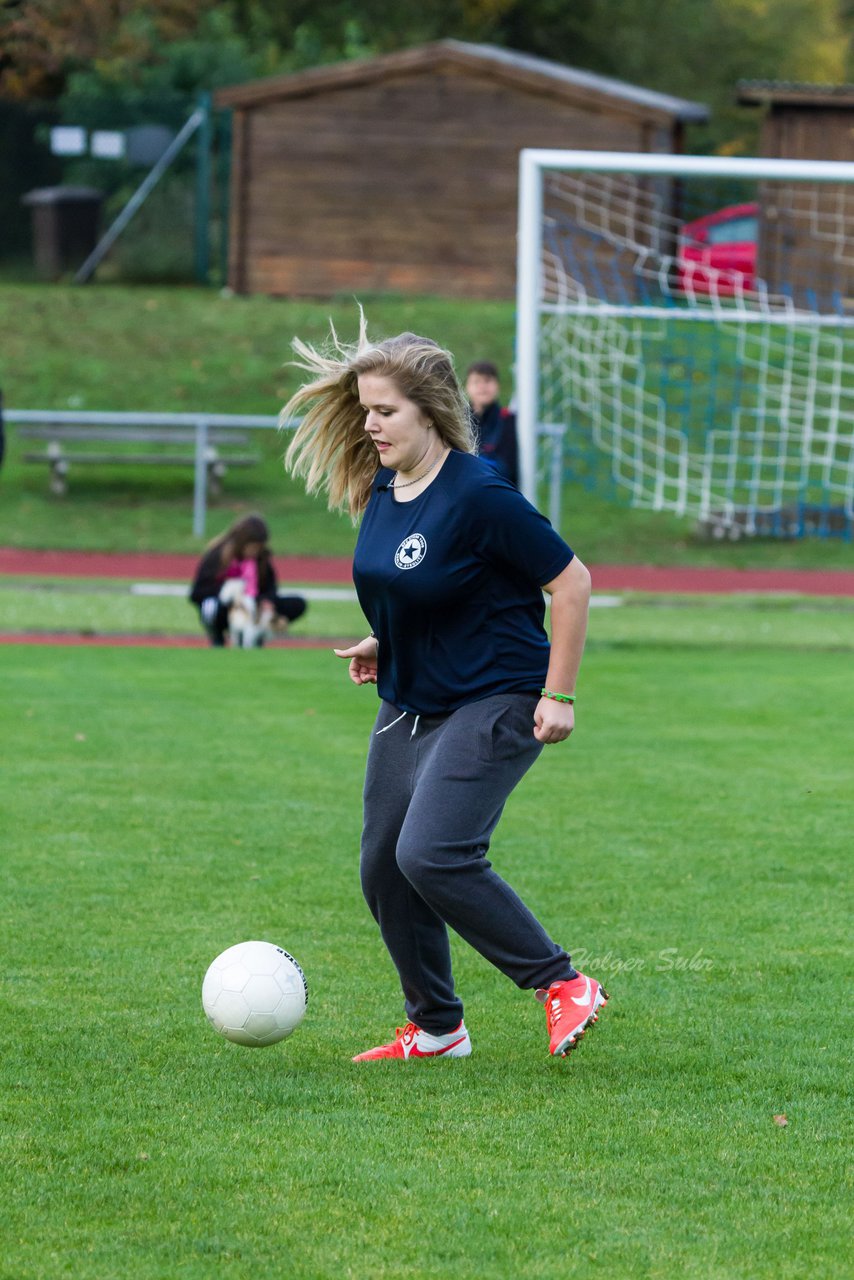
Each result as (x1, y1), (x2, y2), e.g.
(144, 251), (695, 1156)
(7, 410), (282, 536)
(18, 424), (260, 496)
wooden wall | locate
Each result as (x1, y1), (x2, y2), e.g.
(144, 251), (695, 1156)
(757, 107), (854, 312)
(760, 105), (854, 163)
(228, 68), (675, 299)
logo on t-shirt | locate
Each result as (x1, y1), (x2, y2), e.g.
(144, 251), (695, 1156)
(394, 533), (427, 571)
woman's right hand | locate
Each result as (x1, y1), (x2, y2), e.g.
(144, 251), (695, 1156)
(333, 636), (379, 685)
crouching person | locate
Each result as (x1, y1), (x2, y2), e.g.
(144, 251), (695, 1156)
(189, 514), (307, 647)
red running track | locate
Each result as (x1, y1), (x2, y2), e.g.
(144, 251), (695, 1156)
(0, 547), (353, 584)
(0, 631), (348, 649)
(1, 546), (853, 596)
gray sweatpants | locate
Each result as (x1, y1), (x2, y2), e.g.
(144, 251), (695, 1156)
(360, 693), (576, 1034)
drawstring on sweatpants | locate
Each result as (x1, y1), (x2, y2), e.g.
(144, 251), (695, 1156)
(376, 711), (421, 738)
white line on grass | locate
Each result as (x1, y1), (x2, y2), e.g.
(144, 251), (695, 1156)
(129, 583), (625, 607)
(130, 583), (360, 602)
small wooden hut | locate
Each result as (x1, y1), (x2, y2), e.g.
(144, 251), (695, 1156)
(215, 40), (708, 299)
(737, 81), (854, 310)
(737, 81), (854, 162)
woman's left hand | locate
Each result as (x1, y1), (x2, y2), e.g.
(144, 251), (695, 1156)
(333, 636), (379, 685)
(533, 697), (575, 744)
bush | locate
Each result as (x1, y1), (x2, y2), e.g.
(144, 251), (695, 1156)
(102, 174), (196, 284)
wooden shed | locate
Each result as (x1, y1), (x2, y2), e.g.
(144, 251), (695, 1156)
(737, 80), (854, 162)
(215, 40), (708, 299)
(737, 81), (854, 311)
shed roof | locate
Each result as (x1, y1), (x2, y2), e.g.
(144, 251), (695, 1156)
(738, 80), (854, 108)
(215, 39), (709, 123)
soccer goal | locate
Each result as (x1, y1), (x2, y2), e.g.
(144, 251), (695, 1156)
(515, 150), (854, 539)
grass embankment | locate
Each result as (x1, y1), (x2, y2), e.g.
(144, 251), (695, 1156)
(2, 625), (851, 1279)
(0, 286), (511, 556)
(1, 284), (852, 567)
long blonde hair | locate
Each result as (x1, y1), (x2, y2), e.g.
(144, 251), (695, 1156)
(281, 313), (475, 520)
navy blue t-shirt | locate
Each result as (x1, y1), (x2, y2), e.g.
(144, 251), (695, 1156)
(352, 450), (573, 715)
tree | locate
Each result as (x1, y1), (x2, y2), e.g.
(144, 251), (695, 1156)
(3, 0), (852, 154)
(0, 0), (226, 100)
(59, 8), (282, 129)
(487, 0), (850, 151)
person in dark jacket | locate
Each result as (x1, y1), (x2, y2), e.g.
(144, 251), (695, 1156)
(465, 360), (519, 487)
(189, 513), (306, 647)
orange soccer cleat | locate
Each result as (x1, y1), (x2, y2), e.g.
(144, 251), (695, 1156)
(352, 1020), (472, 1062)
(539, 973), (608, 1058)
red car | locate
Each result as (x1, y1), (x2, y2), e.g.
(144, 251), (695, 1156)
(677, 202), (758, 297)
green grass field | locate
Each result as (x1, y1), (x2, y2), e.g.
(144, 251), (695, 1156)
(3, 578), (854, 652)
(2, 608), (851, 1279)
(2, 283), (853, 568)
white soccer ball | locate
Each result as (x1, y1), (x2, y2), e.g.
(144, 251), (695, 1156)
(202, 940), (308, 1047)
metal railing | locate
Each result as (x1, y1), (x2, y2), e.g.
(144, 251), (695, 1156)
(7, 409), (281, 536)
(7, 408), (563, 536)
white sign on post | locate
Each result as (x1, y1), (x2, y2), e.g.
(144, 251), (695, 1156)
(90, 131), (126, 160)
(50, 126), (87, 156)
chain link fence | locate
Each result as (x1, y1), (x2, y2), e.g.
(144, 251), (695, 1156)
(1, 93), (230, 285)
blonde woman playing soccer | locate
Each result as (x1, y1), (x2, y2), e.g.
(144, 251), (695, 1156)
(283, 318), (607, 1061)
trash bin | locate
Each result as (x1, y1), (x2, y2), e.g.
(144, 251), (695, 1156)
(21, 186), (104, 279)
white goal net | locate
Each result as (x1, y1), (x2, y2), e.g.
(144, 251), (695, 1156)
(515, 151), (854, 539)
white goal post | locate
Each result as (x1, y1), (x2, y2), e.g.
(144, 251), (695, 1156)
(515, 150), (854, 537)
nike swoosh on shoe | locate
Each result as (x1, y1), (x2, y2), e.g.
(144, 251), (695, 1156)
(571, 976), (592, 1007)
(409, 1035), (469, 1058)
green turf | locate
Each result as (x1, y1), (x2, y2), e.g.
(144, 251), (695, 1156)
(0, 579), (365, 640)
(2, 618), (851, 1279)
(2, 283), (853, 567)
(2, 578), (854, 653)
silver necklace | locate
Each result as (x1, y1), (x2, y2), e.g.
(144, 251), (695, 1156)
(389, 450), (446, 489)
